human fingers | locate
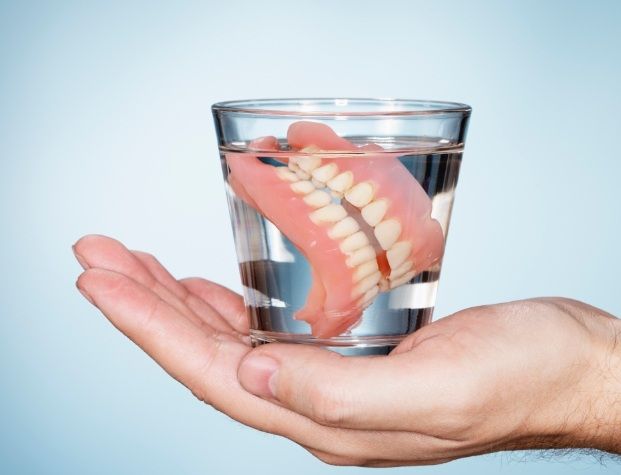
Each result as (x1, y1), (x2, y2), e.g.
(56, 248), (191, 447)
(237, 342), (463, 433)
(131, 250), (244, 338)
(73, 235), (232, 336)
(179, 277), (249, 334)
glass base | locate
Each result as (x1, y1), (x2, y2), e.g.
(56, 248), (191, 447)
(250, 330), (406, 356)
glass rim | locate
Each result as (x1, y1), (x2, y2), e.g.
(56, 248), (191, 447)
(212, 97), (472, 117)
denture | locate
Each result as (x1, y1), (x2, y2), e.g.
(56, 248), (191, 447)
(227, 121), (445, 338)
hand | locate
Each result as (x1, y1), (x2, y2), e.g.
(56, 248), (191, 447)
(73, 235), (621, 467)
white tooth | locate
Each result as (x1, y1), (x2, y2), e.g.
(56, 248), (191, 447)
(345, 245), (375, 267)
(312, 163), (339, 184)
(361, 199), (388, 226)
(304, 189), (332, 208)
(390, 270), (416, 288)
(311, 178), (324, 188)
(290, 180), (315, 194)
(295, 168), (311, 180)
(309, 204), (347, 225)
(276, 167), (299, 182)
(297, 155), (322, 173)
(353, 271), (381, 297)
(345, 181), (375, 208)
(327, 171), (354, 193)
(353, 259), (379, 283)
(374, 219), (402, 250)
(358, 285), (379, 307)
(330, 191), (343, 199)
(288, 157), (302, 174)
(300, 145), (321, 153)
(328, 217), (360, 239)
(386, 241), (412, 269)
(389, 260), (413, 280)
(339, 231), (369, 253)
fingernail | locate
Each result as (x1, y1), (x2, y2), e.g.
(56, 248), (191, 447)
(76, 283), (95, 305)
(72, 245), (90, 270)
(238, 354), (279, 399)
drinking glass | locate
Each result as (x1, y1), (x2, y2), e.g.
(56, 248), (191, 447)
(212, 98), (471, 355)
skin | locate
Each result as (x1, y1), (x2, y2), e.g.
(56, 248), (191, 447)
(73, 234), (621, 467)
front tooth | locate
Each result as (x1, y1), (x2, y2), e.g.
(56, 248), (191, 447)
(361, 199), (388, 226)
(290, 180), (315, 194)
(345, 182), (375, 208)
(353, 259), (379, 283)
(328, 217), (360, 239)
(339, 231), (369, 253)
(304, 189), (332, 208)
(295, 168), (311, 180)
(345, 245), (375, 267)
(389, 260), (413, 280)
(390, 270), (416, 288)
(300, 145), (321, 153)
(276, 167), (299, 182)
(297, 156), (322, 173)
(312, 163), (338, 184)
(374, 219), (402, 250)
(309, 204), (348, 225)
(327, 171), (354, 193)
(358, 285), (379, 307)
(352, 271), (381, 297)
(386, 241), (412, 269)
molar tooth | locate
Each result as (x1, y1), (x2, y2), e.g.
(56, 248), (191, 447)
(361, 199), (388, 227)
(339, 231), (369, 253)
(297, 155), (322, 173)
(290, 180), (315, 194)
(386, 241), (412, 269)
(345, 181), (375, 208)
(389, 260), (414, 280)
(358, 286), (379, 307)
(312, 163), (339, 184)
(345, 245), (376, 267)
(328, 217), (360, 239)
(276, 167), (299, 182)
(352, 271), (381, 297)
(303, 189), (332, 208)
(390, 270), (416, 289)
(309, 204), (347, 225)
(327, 171), (354, 194)
(374, 219), (402, 250)
(353, 260), (379, 283)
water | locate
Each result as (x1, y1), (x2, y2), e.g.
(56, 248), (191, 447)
(221, 137), (462, 355)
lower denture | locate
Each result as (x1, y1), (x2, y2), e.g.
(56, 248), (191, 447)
(227, 121), (445, 338)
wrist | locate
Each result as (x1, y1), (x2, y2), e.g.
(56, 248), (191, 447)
(517, 300), (621, 454)
(586, 316), (621, 453)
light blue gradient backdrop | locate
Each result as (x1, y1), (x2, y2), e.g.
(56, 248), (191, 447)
(1, 1), (619, 473)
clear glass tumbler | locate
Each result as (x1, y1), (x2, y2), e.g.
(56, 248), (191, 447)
(212, 98), (471, 355)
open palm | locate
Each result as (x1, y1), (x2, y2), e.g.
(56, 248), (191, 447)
(74, 235), (620, 466)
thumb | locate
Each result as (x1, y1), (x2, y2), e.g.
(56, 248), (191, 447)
(237, 343), (431, 431)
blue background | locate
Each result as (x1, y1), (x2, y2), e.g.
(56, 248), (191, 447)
(1, 0), (620, 473)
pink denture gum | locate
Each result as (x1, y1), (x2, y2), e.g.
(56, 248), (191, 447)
(227, 121), (444, 338)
